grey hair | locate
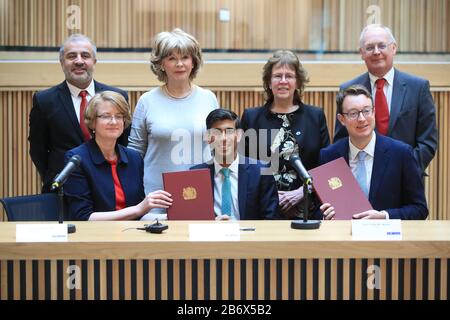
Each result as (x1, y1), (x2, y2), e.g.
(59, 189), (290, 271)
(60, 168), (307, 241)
(59, 34), (97, 62)
(150, 28), (203, 83)
(359, 24), (396, 48)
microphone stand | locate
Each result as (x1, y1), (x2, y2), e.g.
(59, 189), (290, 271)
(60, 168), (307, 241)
(56, 186), (76, 234)
(291, 178), (321, 230)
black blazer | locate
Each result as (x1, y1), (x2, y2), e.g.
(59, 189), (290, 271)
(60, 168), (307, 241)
(335, 69), (438, 173)
(28, 80), (129, 192)
(191, 158), (281, 220)
(241, 102), (330, 173)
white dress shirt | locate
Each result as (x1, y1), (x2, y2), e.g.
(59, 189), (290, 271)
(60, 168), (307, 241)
(348, 133), (389, 219)
(349, 133), (376, 193)
(66, 80), (95, 122)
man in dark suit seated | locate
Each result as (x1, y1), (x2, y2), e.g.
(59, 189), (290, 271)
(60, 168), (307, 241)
(320, 85), (428, 220)
(28, 34), (129, 193)
(334, 24), (438, 175)
(191, 109), (280, 220)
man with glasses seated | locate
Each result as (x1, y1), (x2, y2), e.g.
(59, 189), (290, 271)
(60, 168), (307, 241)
(334, 24), (438, 176)
(319, 85), (428, 220)
(191, 109), (280, 221)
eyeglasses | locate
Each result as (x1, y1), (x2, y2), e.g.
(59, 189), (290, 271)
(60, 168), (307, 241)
(341, 107), (374, 120)
(363, 41), (393, 53)
(209, 128), (237, 137)
(96, 114), (125, 123)
(272, 73), (296, 82)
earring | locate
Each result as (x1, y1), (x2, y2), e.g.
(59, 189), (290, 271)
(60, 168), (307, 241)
(161, 67), (165, 72)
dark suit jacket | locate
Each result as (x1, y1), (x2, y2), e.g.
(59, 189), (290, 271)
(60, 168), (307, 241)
(28, 80), (129, 192)
(64, 140), (145, 221)
(241, 102), (330, 176)
(319, 134), (428, 220)
(335, 69), (438, 173)
(191, 157), (280, 220)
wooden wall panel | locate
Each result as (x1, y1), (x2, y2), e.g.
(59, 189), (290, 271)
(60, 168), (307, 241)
(2, 61), (449, 89)
(0, 258), (448, 300)
(0, 0), (449, 52)
(0, 89), (449, 221)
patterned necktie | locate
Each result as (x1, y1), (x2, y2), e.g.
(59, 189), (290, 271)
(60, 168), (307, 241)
(375, 78), (389, 135)
(221, 167), (232, 216)
(355, 151), (369, 197)
(79, 90), (91, 141)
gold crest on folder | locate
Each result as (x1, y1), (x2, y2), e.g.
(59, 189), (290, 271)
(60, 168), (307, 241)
(328, 177), (342, 190)
(183, 187), (197, 200)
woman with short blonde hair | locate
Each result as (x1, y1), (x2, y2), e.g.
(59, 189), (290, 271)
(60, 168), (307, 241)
(128, 29), (218, 220)
(150, 28), (203, 83)
(84, 90), (132, 135)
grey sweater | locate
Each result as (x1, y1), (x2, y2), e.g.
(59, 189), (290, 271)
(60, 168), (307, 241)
(128, 85), (219, 212)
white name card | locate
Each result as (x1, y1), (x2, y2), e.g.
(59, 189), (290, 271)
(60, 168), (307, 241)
(189, 223), (240, 241)
(351, 219), (402, 240)
(16, 224), (68, 242)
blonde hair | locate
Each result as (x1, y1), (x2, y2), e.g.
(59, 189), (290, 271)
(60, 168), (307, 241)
(84, 91), (131, 135)
(150, 28), (203, 83)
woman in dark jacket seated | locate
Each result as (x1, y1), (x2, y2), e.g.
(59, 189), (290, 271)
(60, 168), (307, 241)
(64, 91), (172, 220)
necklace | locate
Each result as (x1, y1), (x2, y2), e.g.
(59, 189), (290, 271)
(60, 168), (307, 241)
(163, 84), (193, 99)
(272, 104), (299, 114)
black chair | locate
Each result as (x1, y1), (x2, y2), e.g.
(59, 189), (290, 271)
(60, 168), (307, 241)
(0, 193), (61, 221)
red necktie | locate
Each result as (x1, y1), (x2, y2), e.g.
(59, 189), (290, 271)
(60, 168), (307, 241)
(79, 90), (91, 141)
(375, 78), (389, 135)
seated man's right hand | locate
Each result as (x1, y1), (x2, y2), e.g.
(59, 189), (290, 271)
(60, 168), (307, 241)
(320, 203), (335, 220)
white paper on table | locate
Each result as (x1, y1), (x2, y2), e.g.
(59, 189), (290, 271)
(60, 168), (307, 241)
(189, 223), (240, 241)
(16, 224), (68, 242)
(351, 219), (402, 240)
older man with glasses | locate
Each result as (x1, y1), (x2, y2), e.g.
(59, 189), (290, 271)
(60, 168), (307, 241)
(319, 85), (428, 220)
(334, 24), (438, 176)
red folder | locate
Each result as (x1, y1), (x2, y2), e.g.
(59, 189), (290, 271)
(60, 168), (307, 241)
(162, 168), (215, 220)
(308, 157), (373, 220)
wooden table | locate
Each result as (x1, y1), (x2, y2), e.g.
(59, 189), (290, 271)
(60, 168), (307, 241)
(0, 220), (449, 300)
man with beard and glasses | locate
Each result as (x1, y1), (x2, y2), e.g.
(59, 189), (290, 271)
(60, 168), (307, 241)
(29, 34), (129, 193)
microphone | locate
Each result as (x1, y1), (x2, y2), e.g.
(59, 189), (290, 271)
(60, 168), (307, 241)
(289, 153), (321, 230)
(289, 153), (312, 184)
(51, 155), (81, 191)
